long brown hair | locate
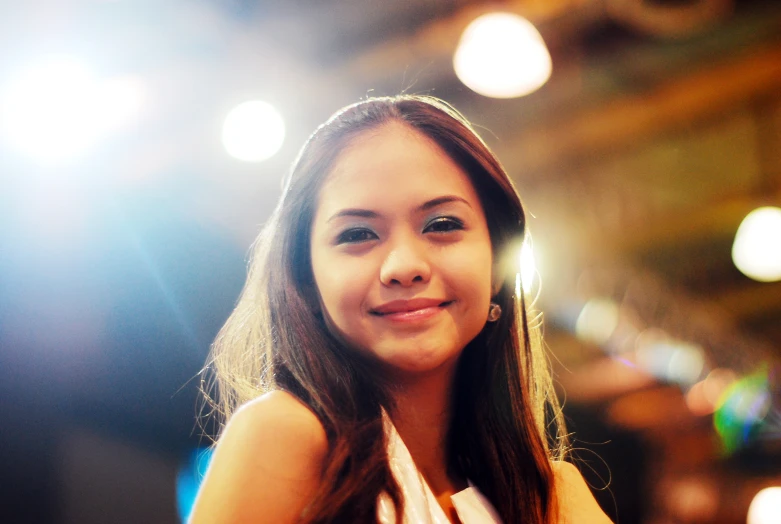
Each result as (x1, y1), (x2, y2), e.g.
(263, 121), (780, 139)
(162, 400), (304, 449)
(202, 95), (569, 523)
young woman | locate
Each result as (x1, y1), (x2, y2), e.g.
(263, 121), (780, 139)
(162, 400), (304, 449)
(190, 96), (612, 523)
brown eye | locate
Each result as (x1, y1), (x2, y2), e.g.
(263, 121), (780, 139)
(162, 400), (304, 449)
(424, 216), (464, 234)
(336, 228), (378, 244)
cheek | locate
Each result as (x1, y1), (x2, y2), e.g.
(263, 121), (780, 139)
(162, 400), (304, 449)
(312, 254), (371, 326)
(447, 244), (494, 299)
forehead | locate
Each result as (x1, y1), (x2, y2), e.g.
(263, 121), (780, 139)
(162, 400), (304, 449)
(316, 122), (481, 213)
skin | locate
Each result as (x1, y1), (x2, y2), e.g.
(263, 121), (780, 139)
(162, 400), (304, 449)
(190, 122), (613, 523)
(310, 122), (495, 520)
(189, 390), (329, 523)
(310, 122), (494, 378)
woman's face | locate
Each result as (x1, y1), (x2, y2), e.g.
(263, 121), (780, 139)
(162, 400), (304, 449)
(310, 122), (494, 375)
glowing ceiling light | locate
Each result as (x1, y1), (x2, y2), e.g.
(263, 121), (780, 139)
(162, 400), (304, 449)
(453, 12), (552, 99)
(732, 206), (781, 282)
(222, 100), (285, 162)
(748, 487), (781, 524)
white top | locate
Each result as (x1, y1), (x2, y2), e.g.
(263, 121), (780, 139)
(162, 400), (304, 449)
(377, 415), (503, 524)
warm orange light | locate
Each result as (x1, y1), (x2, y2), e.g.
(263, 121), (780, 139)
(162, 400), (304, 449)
(453, 13), (552, 98)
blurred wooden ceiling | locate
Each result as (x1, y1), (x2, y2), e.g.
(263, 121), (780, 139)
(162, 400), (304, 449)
(213, 0), (781, 380)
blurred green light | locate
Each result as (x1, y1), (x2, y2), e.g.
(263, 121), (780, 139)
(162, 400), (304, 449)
(713, 367), (770, 455)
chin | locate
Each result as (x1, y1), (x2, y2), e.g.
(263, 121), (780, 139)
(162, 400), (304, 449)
(379, 345), (462, 376)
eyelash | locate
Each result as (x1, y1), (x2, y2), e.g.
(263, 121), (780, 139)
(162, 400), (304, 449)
(335, 216), (465, 245)
(336, 228), (377, 244)
(423, 216), (464, 234)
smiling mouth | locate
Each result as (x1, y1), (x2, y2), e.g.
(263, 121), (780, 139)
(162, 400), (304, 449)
(369, 300), (453, 316)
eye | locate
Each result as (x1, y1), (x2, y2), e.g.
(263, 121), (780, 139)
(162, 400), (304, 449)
(336, 227), (378, 244)
(424, 216), (464, 234)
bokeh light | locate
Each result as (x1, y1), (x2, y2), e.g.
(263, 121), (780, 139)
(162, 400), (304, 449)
(747, 487), (781, 524)
(666, 342), (706, 386)
(664, 477), (718, 522)
(221, 100), (285, 162)
(732, 206), (781, 282)
(0, 56), (143, 164)
(685, 368), (738, 416)
(635, 329), (705, 386)
(703, 368), (738, 406)
(453, 12), (552, 98)
(575, 297), (620, 346)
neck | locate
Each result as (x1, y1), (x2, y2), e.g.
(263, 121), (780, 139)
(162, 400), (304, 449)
(387, 361), (466, 496)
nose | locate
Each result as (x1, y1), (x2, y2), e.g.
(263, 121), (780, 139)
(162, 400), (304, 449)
(379, 236), (431, 287)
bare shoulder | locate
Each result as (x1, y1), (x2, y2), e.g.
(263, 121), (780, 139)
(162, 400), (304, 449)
(220, 390), (329, 472)
(232, 390), (328, 448)
(551, 461), (613, 524)
(189, 391), (328, 524)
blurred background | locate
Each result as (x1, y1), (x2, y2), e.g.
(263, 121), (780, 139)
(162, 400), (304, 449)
(1, 0), (780, 522)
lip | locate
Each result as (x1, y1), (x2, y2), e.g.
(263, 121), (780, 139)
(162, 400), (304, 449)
(369, 298), (452, 322)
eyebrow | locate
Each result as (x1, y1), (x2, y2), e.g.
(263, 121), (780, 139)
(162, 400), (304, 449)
(419, 195), (472, 211)
(326, 195), (472, 223)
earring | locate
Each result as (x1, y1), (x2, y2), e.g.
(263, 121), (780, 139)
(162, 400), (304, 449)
(487, 302), (502, 322)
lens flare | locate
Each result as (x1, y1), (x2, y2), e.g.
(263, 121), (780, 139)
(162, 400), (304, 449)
(177, 447), (214, 522)
(713, 368), (771, 454)
(0, 56), (143, 164)
(519, 239), (537, 293)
